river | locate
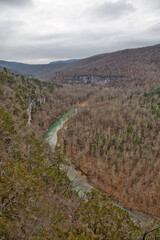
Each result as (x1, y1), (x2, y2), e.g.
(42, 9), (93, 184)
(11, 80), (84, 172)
(44, 108), (155, 226)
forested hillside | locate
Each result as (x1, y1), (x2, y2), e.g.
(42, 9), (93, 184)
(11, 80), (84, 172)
(47, 44), (160, 86)
(0, 69), (145, 239)
(60, 82), (160, 218)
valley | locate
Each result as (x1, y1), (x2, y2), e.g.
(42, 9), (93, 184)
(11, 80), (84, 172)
(1, 43), (160, 239)
(44, 106), (156, 225)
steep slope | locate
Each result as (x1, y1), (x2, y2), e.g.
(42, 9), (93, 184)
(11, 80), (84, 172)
(47, 44), (160, 86)
(60, 84), (160, 217)
(0, 69), (143, 239)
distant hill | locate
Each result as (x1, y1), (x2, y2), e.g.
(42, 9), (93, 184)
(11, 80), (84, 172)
(49, 59), (79, 64)
(45, 44), (160, 86)
(0, 59), (79, 79)
(1, 44), (160, 86)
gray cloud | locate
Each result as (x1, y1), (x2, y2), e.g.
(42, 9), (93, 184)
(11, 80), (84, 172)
(148, 22), (160, 34)
(30, 33), (70, 42)
(1, 25), (160, 63)
(0, 20), (23, 43)
(134, 0), (160, 14)
(0, 0), (32, 6)
(88, 0), (136, 20)
(143, 0), (160, 9)
(1, 27), (159, 63)
(0, 0), (159, 64)
(0, 43), (112, 62)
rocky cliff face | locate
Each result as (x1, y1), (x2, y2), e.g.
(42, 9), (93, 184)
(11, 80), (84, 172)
(63, 75), (122, 85)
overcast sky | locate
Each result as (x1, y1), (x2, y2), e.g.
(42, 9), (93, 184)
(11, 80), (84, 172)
(0, 0), (160, 64)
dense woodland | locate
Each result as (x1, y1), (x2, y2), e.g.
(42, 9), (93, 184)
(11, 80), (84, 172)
(61, 83), (160, 217)
(0, 70), (148, 239)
